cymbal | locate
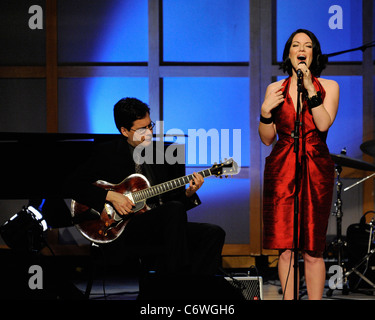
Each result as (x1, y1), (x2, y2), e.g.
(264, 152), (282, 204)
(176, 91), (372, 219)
(360, 140), (375, 157)
(330, 153), (375, 171)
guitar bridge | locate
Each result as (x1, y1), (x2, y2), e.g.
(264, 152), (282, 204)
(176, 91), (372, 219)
(101, 220), (122, 236)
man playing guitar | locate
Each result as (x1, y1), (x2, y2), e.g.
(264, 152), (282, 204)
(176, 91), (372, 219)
(65, 97), (226, 276)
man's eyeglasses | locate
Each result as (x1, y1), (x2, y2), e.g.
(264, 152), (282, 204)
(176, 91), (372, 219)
(129, 121), (155, 135)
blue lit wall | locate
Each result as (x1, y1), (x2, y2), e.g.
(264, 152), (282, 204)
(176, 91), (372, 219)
(161, 1), (250, 239)
(58, 0), (148, 63)
(163, 0), (249, 62)
(163, 77), (250, 167)
(325, 76), (363, 158)
(58, 77), (148, 133)
(58, 0), (148, 133)
(277, 0), (362, 61)
(58, 0), (250, 157)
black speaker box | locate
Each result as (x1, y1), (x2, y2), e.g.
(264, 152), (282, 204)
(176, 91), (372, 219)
(225, 276), (263, 300)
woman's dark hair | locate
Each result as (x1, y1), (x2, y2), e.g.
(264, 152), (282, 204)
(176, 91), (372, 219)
(280, 29), (326, 77)
(113, 97), (150, 132)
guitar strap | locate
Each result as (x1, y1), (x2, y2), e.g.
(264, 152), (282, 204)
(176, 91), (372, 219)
(134, 153), (143, 174)
(130, 144), (144, 175)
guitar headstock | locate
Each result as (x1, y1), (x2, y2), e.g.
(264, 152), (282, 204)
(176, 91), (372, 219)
(210, 158), (239, 177)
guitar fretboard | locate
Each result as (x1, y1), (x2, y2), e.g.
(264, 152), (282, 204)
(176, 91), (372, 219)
(132, 169), (212, 202)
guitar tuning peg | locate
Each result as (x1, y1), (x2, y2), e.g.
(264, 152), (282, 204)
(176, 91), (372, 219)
(219, 176), (223, 179)
(225, 175), (228, 178)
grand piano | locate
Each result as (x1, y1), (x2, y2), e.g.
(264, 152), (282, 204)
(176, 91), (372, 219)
(0, 132), (120, 228)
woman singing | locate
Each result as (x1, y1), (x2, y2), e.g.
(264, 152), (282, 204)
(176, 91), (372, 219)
(259, 29), (339, 300)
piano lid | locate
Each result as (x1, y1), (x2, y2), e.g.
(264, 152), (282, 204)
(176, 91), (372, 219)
(0, 132), (121, 199)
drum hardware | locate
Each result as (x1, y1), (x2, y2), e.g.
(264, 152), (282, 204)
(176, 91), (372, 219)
(361, 139), (375, 158)
(344, 173), (375, 192)
(330, 153), (375, 172)
(341, 159), (375, 290)
(328, 151), (375, 296)
(326, 160), (349, 296)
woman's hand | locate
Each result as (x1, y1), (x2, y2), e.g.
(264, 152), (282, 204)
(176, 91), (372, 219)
(259, 82), (283, 146)
(261, 84), (285, 117)
(296, 62), (315, 95)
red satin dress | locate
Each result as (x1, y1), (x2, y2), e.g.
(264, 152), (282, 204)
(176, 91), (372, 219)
(262, 76), (334, 253)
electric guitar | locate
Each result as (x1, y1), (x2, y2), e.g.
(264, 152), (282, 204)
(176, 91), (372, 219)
(71, 158), (239, 244)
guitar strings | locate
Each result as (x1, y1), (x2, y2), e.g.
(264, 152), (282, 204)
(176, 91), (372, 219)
(132, 169), (211, 202)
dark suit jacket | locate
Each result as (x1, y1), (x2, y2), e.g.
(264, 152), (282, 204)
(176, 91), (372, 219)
(65, 136), (201, 214)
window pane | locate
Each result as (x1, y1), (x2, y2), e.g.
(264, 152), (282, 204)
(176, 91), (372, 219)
(58, 78), (148, 133)
(163, 77), (250, 167)
(326, 76), (362, 158)
(0, 79), (46, 132)
(277, 0), (362, 62)
(58, 0), (148, 63)
(163, 0), (249, 62)
(0, 0), (45, 65)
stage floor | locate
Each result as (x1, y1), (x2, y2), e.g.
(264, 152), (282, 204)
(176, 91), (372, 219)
(72, 275), (375, 301)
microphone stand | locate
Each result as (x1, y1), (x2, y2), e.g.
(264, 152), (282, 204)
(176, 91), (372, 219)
(320, 40), (375, 64)
(292, 72), (303, 300)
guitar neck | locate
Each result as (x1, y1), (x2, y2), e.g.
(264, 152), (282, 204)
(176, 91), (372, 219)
(132, 168), (212, 202)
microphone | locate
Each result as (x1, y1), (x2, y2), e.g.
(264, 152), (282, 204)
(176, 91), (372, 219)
(297, 69), (303, 79)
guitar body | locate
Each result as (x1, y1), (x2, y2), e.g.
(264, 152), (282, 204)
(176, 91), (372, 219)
(71, 174), (151, 244)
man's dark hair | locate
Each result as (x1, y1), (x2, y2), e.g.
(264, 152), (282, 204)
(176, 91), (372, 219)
(113, 97), (150, 132)
(280, 29), (326, 77)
